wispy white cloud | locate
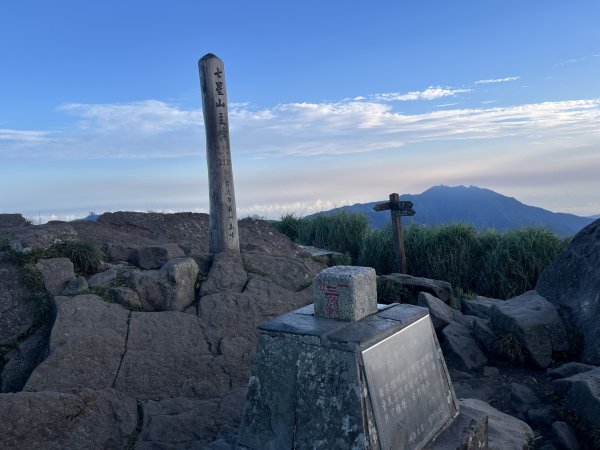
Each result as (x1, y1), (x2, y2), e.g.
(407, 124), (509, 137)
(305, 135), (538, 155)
(555, 56), (588, 67)
(2, 97), (599, 162)
(373, 86), (470, 101)
(475, 76), (520, 84)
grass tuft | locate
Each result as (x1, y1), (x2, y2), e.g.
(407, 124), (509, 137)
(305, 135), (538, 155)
(51, 241), (104, 275)
(498, 333), (527, 364)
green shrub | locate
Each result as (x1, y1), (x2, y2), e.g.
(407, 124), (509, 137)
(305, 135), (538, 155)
(50, 241), (104, 275)
(296, 212), (369, 260)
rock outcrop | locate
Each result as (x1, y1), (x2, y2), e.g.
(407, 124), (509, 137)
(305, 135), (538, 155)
(536, 218), (600, 364)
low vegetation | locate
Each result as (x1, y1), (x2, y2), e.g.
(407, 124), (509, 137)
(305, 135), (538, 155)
(273, 212), (569, 299)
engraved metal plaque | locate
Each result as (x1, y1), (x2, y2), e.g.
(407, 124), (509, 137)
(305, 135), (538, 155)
(361, 315), (458, 450)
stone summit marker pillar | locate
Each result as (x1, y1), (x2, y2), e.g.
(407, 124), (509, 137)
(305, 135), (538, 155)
(238, 266), (464, 450)
(199, 53), (240, 254)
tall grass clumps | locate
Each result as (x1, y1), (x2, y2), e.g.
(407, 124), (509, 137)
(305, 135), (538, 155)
(296, 212), (369, 260)
(272, 212), (303, 242)
(51, 241), (104, 275)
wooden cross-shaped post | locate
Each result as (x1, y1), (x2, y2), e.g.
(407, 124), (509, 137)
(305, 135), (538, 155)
(373, 193), (415, 274)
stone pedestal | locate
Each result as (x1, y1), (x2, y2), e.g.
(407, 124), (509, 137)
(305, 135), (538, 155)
(237, 303), (460, 449)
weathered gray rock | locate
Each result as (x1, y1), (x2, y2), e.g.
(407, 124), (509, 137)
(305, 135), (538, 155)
(198, 276), (312, 384)
(113, 311), (225, 400)
(241, 251), (323, 292)
(1, 323), (50, 392)
(108, 286), (142, 310)
(87, 267), (118, 289)
(136, 389), (245, 449)
(470, 317), (500, 357)
(59, 276), (88, 296)
(536, 219), (600, 364)
(24, 294), (129, 392)
(129, 258), (200, 311)
(0, 213), (28, 227)
(551, 421), (580, 450)
(527, 405), (555, 427)
(0, 388), (137, 449)
(461, 296), (504, 319)
(428, 398), (488, 450)
(200, 251), (247, 296)
(547, 362), (596, 379)
(0, 253), (35, 345)
(418, 292), (468, 332)
(105, 243), (134, 262)
(564, 366), (600, 426)
(490, 290), (568, 368)
(509, 383), (541, 414)
(482, 366), (499, 377)
(551, 367), (600, 395)
(450, 369), (493, 402)
(35, 257), (75, 296)
(378, 273), (453, 304)
(131, 243), (185, 269)
(461, 398), (533, 450)
(441, 322), (488, 372)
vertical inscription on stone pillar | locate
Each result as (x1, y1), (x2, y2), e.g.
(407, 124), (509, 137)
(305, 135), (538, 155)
(199, 53), (240, 254)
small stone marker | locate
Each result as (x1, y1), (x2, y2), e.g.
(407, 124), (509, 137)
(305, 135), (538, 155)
(313, 266), (377, 321)
(374, 193), (415, 274)
(198, 53), (240, 254)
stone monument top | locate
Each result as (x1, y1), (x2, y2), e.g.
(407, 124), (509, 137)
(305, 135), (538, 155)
(313, 266), (377, 322)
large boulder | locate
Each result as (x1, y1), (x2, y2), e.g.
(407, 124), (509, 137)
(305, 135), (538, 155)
(0, 388), (137, 449)
(461, 398), (534, 450)
(0, 253), (35, 345)
(418, 292), (468, 332)
(547, 362), (596, 380)
(490, 290), (568, 368)
(441, 322), (488, 372)
(128, 258), (200, 311)
(536, 218), (600, 364)
(241, 251), (323, 292)
(24, 294), (129, 392)
(1, 323), (50, 392)
(35, 257), (75, 296)
(564, 366), (600, 426)
(131, 243), (185, 269)
(378, 273), (453, 304)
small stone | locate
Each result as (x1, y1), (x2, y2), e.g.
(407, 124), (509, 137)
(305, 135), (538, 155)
(107, 287), (141, 310)
(60, 276), (89, 296)
(483, 366), (499, 377)
(551, 421), (580, 450)
(461, 296), (504, 319)
(418, 292), (468, 332)
(131, 244), (185, 270)
(441, 322), (488, 372)
(564, 366), (600, 426)
(87, 268), (118, 289)
(313, 266), (376, 321)
(527, 405), (555, 427)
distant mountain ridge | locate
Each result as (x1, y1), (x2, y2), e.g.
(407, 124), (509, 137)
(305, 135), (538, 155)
(309, 185), (595, 237)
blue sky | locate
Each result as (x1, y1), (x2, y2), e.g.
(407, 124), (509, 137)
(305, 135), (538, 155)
(1, 1), (599, 222)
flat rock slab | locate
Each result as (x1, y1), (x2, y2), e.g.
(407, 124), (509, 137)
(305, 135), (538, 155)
(536, 218), (600, 364)
(131, 243), (185, 269)
(0, 388), (137, 450)
(25, 294), (129, 392)
(113, 311), (224, 400)
(547, 362), (596, 379)
(428, 398), (488, 450)
(378, 273), (453, 304)
(0, 252), (35, 345)
(490, 290), (568, 368)
(136, 389), (246, 450)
